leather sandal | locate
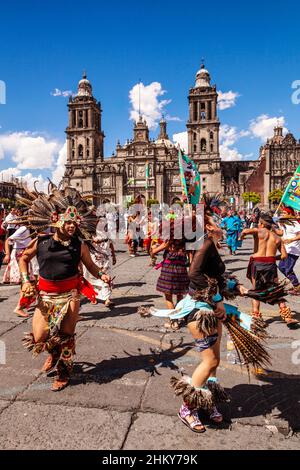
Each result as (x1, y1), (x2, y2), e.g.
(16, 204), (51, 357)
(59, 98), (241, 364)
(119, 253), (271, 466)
(51, 377), (69, 392)
(252, 311), (262, 319)
(41, 354), (59, 374)
(178, 404), (206, 433)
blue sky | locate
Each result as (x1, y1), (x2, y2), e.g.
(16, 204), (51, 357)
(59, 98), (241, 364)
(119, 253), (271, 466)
(0, 0), (300, 187)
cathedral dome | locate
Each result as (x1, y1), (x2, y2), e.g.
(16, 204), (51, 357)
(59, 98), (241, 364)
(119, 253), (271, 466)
(77, 72), (92, 97)
(155, 137), (174, 148)
(195, 64), (211, 88)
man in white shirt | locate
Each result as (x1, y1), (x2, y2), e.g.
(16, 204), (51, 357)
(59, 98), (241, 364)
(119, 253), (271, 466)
(2, 207), (17, 236)
(278, 209), (300, 295)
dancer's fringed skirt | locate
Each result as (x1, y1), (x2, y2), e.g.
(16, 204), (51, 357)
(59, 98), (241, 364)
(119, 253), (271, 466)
(22, 289), (79, 377)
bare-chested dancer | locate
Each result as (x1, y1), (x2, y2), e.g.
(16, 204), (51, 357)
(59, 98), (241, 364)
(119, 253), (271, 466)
(241, 213), (298, 328)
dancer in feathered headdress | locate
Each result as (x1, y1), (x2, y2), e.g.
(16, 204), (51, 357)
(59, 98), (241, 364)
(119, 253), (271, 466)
(139, 193), (272, 433)
(18, 182), (111, 391)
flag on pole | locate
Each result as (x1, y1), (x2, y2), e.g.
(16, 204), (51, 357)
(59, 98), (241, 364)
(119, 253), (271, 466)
(280, 165), (300, 211)
(145, 161), (149, 189)
(178, 149), (201, 204)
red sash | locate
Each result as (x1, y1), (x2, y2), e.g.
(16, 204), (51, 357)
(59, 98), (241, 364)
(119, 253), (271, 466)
(20, 275), (97, 308)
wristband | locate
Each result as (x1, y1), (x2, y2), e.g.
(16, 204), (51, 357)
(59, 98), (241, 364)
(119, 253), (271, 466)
(98, 270), (104, 278)
(21, 273), (30, 284)
(212, 293), (223, 303)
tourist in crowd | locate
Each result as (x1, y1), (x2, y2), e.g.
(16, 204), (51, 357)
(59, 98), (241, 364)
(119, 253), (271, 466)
(83, 218), (116, 308)
(2, 207), (18, 237)
(2, 217), (39, 317)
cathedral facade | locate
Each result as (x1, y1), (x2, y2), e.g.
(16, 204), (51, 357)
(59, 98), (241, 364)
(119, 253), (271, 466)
(243, 125), (300, 206)
(63, 67), (300, 207)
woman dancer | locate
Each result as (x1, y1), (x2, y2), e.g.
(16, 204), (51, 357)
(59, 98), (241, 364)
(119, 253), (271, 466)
(17, 185), (110, 391)
(140, 199), (267, 433)
(173, 211), (228, 431)
(153, 225), (189, 330)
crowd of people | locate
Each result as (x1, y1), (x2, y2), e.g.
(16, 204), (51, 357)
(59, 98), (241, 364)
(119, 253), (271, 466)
(0, 189), (299, 433)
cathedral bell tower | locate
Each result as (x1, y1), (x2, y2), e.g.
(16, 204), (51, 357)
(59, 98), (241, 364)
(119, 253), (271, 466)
(187, 63), (221, 193)
(133, 115), (149, 142)
(63, 73), (105, 196)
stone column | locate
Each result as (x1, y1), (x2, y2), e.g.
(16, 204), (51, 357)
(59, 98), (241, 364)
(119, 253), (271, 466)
(115, 174), (124, 205)
(90, 139), (94, 161)
(155, 173), (164, 203)
(212, 99), (216, 120)
(189, 102), (192, 121)
(188, 130), (192, 156)
(67, 137), (71, 162)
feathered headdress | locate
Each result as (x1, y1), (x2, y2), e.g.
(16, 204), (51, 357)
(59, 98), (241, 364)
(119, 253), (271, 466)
(15, 181), (97, 240)
(202, 193), (226, 217)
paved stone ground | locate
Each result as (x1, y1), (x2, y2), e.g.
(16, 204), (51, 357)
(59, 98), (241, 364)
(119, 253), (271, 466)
(0, 238), (300, 450)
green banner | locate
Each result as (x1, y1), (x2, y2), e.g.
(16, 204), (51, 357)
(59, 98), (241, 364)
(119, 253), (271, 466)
(178, 149), (201, 204)
(281, 165), (300, 211)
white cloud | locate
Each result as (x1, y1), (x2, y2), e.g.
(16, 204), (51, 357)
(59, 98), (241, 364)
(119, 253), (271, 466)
(219, 124), (250, 161)
(52, 141), (67, 185)
(0, 132), (59, 170)
(0, 132), (67, 191)
(0, 167), (21, 180)
(249, 115), (287, 142)
(173, 131), (188, 153)
(0, 167), (48, 192)
(172, 126), (250, 160)
(20, 173), (49, 192)
(218, 90), (240, 110)
(51, 88), (73, 98)
(129, 82), (178, 130)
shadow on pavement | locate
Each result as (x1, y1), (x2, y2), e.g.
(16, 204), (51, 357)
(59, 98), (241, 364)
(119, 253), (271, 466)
(113, 281), (147, 289)
(79, 305), (140, 320)
(226, 266), (247, 274)
(224, 258), (244, 265)
(227, 372), (300, 431)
